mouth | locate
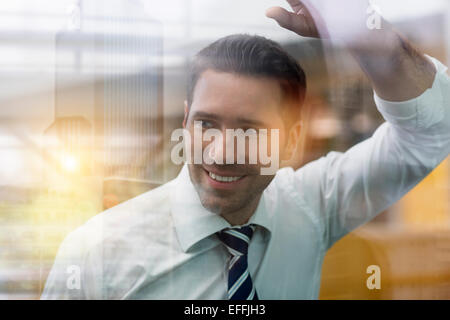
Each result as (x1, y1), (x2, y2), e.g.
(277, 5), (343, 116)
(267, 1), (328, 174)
(203, 168), (247, 189)
(208, 171), (244, 182)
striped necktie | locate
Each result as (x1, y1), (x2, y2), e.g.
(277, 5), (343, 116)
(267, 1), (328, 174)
(217, 225), (258, 300)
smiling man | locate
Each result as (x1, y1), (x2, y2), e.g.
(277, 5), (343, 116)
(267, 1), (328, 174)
(181, 36), (305, 227)
(42, 0), (450, 300)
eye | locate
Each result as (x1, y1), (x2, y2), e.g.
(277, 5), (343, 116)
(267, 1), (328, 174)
(200, 120), (214, 129)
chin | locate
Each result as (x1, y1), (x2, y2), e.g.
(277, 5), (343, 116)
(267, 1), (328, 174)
(198, 194), (240, 215)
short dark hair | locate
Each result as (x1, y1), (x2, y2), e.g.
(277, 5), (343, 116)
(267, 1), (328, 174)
(187, 34), (307, 127)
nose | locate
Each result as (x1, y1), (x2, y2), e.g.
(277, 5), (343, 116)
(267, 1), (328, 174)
(205, 131), (243, 165)
(205, 136), (226, 165)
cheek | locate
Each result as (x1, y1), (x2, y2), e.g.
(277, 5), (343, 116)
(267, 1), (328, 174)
(258, 129), (283, 158)
(249, 174), (275, 191)
(188, 164), (207, 186)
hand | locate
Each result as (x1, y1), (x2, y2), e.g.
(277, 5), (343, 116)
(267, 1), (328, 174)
(266, 0), (374, 44)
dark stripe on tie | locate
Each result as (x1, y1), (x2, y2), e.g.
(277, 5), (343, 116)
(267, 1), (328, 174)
(216, 232), (249, 255)
(228, 255), (247, 285)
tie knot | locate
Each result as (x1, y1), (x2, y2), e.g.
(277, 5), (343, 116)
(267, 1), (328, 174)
(217, 225), (255, 256)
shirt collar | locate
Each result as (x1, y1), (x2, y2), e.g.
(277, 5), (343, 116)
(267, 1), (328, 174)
(170, 164), (273, 253)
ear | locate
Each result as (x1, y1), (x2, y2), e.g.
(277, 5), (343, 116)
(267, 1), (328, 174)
(182, 100), (188, 129)
(280, 120), (302, 165)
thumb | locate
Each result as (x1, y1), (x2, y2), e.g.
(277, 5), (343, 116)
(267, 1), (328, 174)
(266, 7), (294, 29)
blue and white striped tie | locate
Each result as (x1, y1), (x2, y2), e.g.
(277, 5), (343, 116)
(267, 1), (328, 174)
(217, 225), (258, 300)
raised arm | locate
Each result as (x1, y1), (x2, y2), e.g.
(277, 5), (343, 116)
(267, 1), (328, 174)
(267, 0), (450, 249)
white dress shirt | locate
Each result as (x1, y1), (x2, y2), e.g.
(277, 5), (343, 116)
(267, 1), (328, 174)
(41, 56), (450, 300)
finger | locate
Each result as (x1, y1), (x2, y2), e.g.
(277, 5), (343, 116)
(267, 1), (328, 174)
(286, 0), (304, 14)
(266, 6), (312, 37)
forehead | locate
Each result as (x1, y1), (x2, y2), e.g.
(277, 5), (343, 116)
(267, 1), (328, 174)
(190, 70), (284, 126)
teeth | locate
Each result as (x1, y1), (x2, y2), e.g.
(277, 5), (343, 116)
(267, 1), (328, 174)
(209, 172), (243, 183)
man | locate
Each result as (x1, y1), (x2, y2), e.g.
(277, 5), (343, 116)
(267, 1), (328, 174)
(42, 0), (450, 299)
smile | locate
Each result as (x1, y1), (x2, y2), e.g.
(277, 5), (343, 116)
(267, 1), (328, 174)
(208, 172), (244, 183)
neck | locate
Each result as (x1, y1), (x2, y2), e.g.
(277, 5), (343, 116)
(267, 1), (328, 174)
(220, 194), (262, 226)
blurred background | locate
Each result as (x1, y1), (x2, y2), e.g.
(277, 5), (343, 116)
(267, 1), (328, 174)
(0, 0), (449, 299)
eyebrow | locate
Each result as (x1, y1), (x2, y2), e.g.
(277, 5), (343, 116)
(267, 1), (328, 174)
(191, 111), (269, 128)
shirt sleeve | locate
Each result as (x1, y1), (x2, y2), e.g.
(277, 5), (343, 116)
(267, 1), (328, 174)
(294, 55), (450, 251)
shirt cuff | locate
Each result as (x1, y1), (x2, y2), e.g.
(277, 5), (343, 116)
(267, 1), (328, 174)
(373, 55), (447, 130)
